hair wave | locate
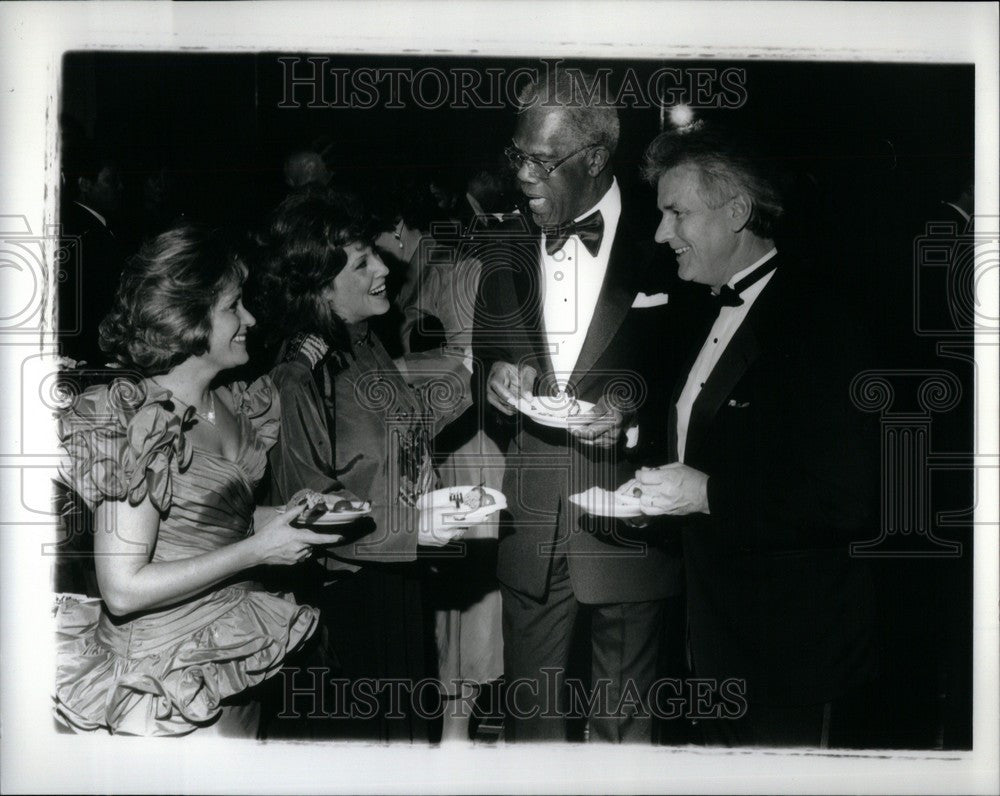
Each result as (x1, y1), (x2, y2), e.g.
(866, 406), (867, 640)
(248, 188), (374, 355)
(98, 223), (247, 375)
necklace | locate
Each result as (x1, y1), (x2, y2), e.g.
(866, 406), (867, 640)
(196, 392), (217, 425)
(152, 380), (216, 425)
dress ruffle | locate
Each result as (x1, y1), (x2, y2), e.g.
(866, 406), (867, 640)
(54, 591), (319, 736)
(57, 376), (279, 512)
(228, 376), (281, 484)
(57, 379), (194, 513)
(53, 374), (314, 736)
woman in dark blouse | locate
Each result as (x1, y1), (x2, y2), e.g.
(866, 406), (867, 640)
(252, 190), (465, 741)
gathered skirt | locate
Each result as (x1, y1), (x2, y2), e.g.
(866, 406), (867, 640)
(54, 586), (319, 737)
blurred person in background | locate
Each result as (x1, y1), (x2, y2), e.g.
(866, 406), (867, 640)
(375, 176), (507, 741)
(58, 136), (128, 366)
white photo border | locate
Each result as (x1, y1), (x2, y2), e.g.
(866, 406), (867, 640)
(1, 2), (997, 794)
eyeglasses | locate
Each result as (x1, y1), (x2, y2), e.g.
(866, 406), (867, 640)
(504, 140), (598, 179)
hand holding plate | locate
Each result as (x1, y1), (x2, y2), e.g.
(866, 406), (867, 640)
(568, 395), (628, 448)
(636, 463), (711, 515)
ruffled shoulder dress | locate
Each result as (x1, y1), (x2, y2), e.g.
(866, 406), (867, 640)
(53, 376), (319, 736)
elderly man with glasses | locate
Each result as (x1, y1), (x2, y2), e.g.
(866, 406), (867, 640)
(471, 70), (684, 743)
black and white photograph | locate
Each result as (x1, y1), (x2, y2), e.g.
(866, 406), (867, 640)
(1, 2), (997, 793)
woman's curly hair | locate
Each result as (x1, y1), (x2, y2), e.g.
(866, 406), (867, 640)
(98, 223), (248, 375)
(247, 187), (374, 354)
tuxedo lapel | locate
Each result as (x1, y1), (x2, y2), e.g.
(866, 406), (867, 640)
(684, 320), (760, 462)
(509, 233), (555, 381)
(666, 307), (716, 461)
(666, 402), (680, 462)
(671, 313), (714, 406)
(682, 261), (791, 461)
(673, 256), (792, 462)
(567, 218), (637, 391)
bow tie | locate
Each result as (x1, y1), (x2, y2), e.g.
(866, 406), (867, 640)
(544, 210), (604, 257)
(709, 258), (779, 314)
(711, 283), (745, 308)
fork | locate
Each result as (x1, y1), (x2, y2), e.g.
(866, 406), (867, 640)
(448, 491), (462, 508)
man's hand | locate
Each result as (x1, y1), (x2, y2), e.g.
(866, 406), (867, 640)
(568, 396), (630, 449)
(635, 463), (710, 515)
(486, 361), (537, 416)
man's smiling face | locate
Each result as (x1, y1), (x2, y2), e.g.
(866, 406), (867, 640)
(654, 163), (739, 289)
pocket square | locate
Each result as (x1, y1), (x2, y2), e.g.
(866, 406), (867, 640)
(726, 399), (751, 409)
(631, 292), (669, 308)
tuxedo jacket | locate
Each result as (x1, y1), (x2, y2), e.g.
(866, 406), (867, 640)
(670, 254), (880, 707)
(472, 205), (685, 604)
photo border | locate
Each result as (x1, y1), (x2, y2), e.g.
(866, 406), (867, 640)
(1, 2), (996, 793)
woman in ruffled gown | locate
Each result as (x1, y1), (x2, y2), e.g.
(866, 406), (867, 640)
(54, 224), (329, 737)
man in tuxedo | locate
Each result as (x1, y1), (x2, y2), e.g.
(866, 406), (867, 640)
(635, 124), (879, 746)
(472, 71), (682, 743)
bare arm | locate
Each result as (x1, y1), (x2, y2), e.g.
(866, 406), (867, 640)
(94, 498), (328, 616)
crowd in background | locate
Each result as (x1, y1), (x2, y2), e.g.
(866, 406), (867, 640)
(54, 122), (520, 741)
(50, 72), (974, 747)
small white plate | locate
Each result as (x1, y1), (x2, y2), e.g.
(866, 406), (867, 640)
(291, 500), (372, 527)
(304, 509), (371, 526)
(568, 484), (644, 519)
(517, 395), (597, 429)
(418, 486), (507, 525)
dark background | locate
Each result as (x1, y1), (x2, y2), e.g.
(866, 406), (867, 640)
(59, 52), (976, 750)
(61, 54), (973, 235)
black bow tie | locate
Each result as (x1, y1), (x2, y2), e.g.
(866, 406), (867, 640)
(544, 210), (604, 257)
(709, 258), (779, 313)
(712, 283), (744, 308)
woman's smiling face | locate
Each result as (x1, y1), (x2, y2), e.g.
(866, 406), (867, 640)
(203, 281), (255, 371)
(324, 242), (391, 324)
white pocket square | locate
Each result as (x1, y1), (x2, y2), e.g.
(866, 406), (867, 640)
(631, 292), (669, 308)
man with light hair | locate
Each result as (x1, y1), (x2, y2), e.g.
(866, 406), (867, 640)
(636, 122), (878, 747)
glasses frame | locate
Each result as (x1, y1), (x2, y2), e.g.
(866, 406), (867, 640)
(504, 140), (599, 179)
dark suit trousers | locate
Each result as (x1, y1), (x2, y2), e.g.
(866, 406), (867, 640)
(501, 554), (664, 743)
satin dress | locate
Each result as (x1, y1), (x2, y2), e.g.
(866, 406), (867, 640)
(53, 376), (318, 736)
